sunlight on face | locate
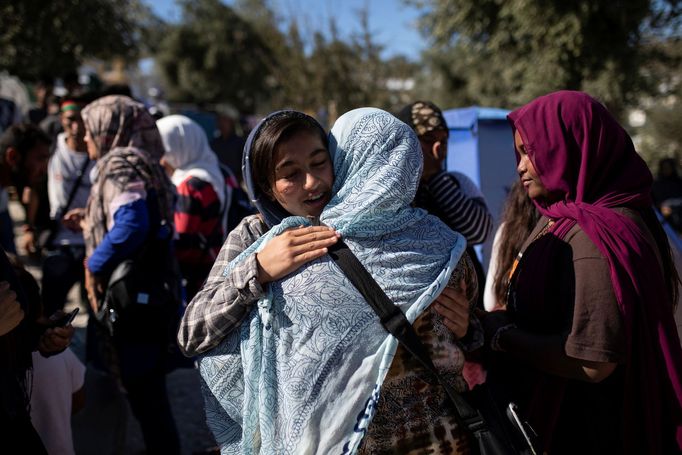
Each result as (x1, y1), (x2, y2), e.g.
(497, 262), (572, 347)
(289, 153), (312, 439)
(515, 130), (550, 200)
(271, 131), (334, 218)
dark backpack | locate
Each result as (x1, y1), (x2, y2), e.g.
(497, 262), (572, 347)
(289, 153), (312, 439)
(220, 164), (256, 232)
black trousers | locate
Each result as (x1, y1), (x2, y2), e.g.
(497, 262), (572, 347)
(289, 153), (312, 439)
(5, 415), (48, 455)
(41, 245), (86, 316)
(114, 309), (180, 455)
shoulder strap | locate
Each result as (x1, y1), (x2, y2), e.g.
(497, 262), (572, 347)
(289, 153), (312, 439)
(96, 156), (169, 267)
(44, 157), (91, 248)
(60, 156), (91, 217)
(327, 240), (490, 436)
(120, 155), (171, 227)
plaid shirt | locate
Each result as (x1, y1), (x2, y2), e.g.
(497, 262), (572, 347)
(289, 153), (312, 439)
(177, 214), (483, 357)
(177, 214), (267, 356)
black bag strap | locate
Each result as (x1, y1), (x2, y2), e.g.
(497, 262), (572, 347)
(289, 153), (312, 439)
(63, 157), (91, 215)
(327, 240), (491, 436)
(119, 156), (179, 288)
(44, 157), (91, 248)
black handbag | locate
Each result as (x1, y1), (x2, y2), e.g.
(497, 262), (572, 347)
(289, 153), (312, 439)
(96, 257), (177, 337)
(95, 223), (181, 338)
(328, 240), (538, 455)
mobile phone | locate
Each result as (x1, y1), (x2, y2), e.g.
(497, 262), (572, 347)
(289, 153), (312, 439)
(506, 402), (537, 455)
(51, 308), (79, 327)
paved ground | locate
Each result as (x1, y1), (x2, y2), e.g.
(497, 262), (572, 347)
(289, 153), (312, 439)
(11, 201), (217, 454)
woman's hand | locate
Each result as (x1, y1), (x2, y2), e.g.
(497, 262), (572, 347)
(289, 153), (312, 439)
(20, 227), (38, 257)
(38, 325), (74, 355)
(85, 268), (105, 313)
(0, 281), (24, 336)
(433, 281), (470, 339)
(256, 226), (341, 284)
(481, 309), (515, 351)
(63, 208), (86, 232)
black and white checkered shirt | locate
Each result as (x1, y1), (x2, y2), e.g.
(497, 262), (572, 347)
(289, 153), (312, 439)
(177, 215), (267, 356)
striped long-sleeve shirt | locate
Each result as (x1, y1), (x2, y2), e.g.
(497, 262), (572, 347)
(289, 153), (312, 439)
(415, 171), (493, 245)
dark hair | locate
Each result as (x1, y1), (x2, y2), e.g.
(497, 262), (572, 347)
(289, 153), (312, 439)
(6, 254), (41, 320)
(493, 180), (540, 306)
(62, 71), (79, 86)
(0, 253), (41, 418)
(658, 157), (679, 179)
(250, 111), (328, 198)
(101, 84), (133, 98)
(37, 74), (54, 88)
(640, 206), (681, 306)
(0, 123), (51, 167)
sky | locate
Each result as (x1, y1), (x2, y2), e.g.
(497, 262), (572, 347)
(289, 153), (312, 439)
(144, 0), (427, 61)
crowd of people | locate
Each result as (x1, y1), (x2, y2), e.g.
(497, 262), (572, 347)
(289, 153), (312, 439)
(0, 81), (681, 455)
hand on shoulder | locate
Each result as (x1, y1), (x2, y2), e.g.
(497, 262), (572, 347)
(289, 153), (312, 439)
(256, 225), (341, 284)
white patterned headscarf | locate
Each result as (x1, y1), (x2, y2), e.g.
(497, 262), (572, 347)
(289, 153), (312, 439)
(199, 108), (467, 454)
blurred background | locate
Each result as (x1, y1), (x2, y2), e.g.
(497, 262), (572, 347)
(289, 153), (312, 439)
(1, 0), (681, 167)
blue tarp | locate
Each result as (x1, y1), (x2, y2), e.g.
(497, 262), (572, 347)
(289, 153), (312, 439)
(443, 106), (510, 130)
(443, 106), (511, 189)
(442, 106), (513, 268)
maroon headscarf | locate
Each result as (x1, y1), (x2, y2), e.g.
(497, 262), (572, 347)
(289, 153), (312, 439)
(508, 91), (682, 454)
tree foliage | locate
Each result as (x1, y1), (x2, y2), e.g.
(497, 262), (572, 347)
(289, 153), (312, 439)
(636, 38), (682, 166)
(282, 11), (419, 119)
(155, 0), (275, 113)
(410, 0), (682, 117)
(0, 0), (152, 81)
(640, 95), (682, 164)
(155, 0), (418, 119)
(233, 0), (313, 111)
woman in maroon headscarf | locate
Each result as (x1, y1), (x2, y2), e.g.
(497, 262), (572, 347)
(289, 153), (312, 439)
(483, 91), (682, 454)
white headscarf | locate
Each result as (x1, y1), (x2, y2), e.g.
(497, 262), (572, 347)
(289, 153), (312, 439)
(156, 115), (227, 208)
